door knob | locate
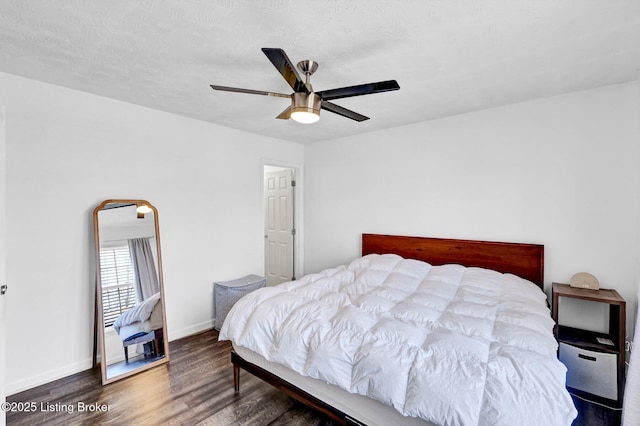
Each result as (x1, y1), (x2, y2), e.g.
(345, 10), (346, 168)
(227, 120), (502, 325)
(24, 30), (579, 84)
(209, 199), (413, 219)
(0, 284), (7, 295)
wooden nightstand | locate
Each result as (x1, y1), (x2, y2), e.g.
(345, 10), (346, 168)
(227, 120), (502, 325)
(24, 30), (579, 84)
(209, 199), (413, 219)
(552, 282), (626, 408)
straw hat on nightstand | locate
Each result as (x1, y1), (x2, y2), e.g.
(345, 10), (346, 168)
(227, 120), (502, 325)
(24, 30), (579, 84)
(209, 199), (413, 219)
(569, 272), (600, 290)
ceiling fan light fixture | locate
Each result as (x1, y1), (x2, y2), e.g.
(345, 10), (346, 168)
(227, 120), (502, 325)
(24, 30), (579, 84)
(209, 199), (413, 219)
(291, 92), (321, 124)
(291, 108), (320, 124)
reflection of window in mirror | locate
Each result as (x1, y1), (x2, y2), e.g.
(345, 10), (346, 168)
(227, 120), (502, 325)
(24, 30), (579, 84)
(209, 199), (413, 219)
(99, 242), (136, 328)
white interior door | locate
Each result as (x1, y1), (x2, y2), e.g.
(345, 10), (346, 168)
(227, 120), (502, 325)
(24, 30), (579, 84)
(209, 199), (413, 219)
(0, 107), (7, 426)
(264, 168), (294, 286)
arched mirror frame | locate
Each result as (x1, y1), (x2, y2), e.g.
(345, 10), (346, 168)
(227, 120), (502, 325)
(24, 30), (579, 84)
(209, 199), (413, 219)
(93, 199), (170, 385)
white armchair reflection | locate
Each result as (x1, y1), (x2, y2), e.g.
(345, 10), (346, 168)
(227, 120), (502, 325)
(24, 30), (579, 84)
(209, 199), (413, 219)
(113, 292), (164, 362)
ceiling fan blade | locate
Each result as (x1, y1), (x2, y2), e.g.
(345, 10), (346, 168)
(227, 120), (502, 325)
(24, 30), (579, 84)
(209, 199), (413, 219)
(210, 85), (290, 98)
(261, 48), (310, 93)
(276, 106), (292, 120)
(316, 80), (400, 101)
(321, 101), (369, 122)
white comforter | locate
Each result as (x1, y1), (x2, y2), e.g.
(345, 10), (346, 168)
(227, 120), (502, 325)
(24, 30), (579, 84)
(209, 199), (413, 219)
(219, 254), (577, 425)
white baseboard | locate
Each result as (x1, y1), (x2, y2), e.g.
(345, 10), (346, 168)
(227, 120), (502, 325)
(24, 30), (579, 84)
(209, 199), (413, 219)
(168, 319), (214, 341)
(7, 358), (94, 396)
(7, 320), (215, 395)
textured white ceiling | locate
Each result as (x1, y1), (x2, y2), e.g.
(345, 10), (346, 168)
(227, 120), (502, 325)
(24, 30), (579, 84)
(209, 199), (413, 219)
(1, 1), (639, 143)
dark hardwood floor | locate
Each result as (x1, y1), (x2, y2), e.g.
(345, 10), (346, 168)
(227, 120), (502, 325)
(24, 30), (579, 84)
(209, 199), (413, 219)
(7, 328), (617, 425)
(570, 394), (622, 426)
(6, 329), (335, 426)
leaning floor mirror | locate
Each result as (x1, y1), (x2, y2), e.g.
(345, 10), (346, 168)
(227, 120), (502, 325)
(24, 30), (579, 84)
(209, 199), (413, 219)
(93, 199), (169, 385)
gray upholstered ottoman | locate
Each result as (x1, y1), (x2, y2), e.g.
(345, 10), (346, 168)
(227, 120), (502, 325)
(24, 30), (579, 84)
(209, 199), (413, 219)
(214, 274), (266, 330)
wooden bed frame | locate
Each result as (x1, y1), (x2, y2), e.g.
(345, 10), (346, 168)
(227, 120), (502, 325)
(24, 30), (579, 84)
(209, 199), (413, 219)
(361, 233), (544, 288)
(230, 234), (545, 425)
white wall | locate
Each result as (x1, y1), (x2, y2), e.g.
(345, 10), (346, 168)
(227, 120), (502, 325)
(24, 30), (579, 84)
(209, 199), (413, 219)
(0, 72), (304, 393)
(305, 82), (640, 339)
(3, 69), (639, 395)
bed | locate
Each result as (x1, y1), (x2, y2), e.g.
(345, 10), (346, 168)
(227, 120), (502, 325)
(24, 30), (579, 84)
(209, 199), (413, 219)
(219, 234), (577, 425)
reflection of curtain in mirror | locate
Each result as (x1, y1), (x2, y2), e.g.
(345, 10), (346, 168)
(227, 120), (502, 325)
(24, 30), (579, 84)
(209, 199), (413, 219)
(128, 238), (159, 302)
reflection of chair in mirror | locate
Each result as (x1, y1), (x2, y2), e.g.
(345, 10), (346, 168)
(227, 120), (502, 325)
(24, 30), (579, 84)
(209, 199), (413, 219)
(112, 292), (164, 362)
(122, 331), (155, 362)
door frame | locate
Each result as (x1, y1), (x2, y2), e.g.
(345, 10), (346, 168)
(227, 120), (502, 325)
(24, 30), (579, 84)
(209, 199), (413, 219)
(261, 159), (304, 284)
(1, 106), (6, 426)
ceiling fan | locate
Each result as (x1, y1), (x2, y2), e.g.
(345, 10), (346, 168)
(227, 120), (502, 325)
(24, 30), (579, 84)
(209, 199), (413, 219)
(210, 48), (400, 124)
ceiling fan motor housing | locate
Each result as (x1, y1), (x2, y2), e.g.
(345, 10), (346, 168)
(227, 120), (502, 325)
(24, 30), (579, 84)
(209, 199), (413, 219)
(292, 92), (321, 115)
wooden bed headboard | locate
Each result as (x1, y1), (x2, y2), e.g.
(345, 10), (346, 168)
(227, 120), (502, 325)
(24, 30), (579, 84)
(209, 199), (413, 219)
(362, 234), (544, 288)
